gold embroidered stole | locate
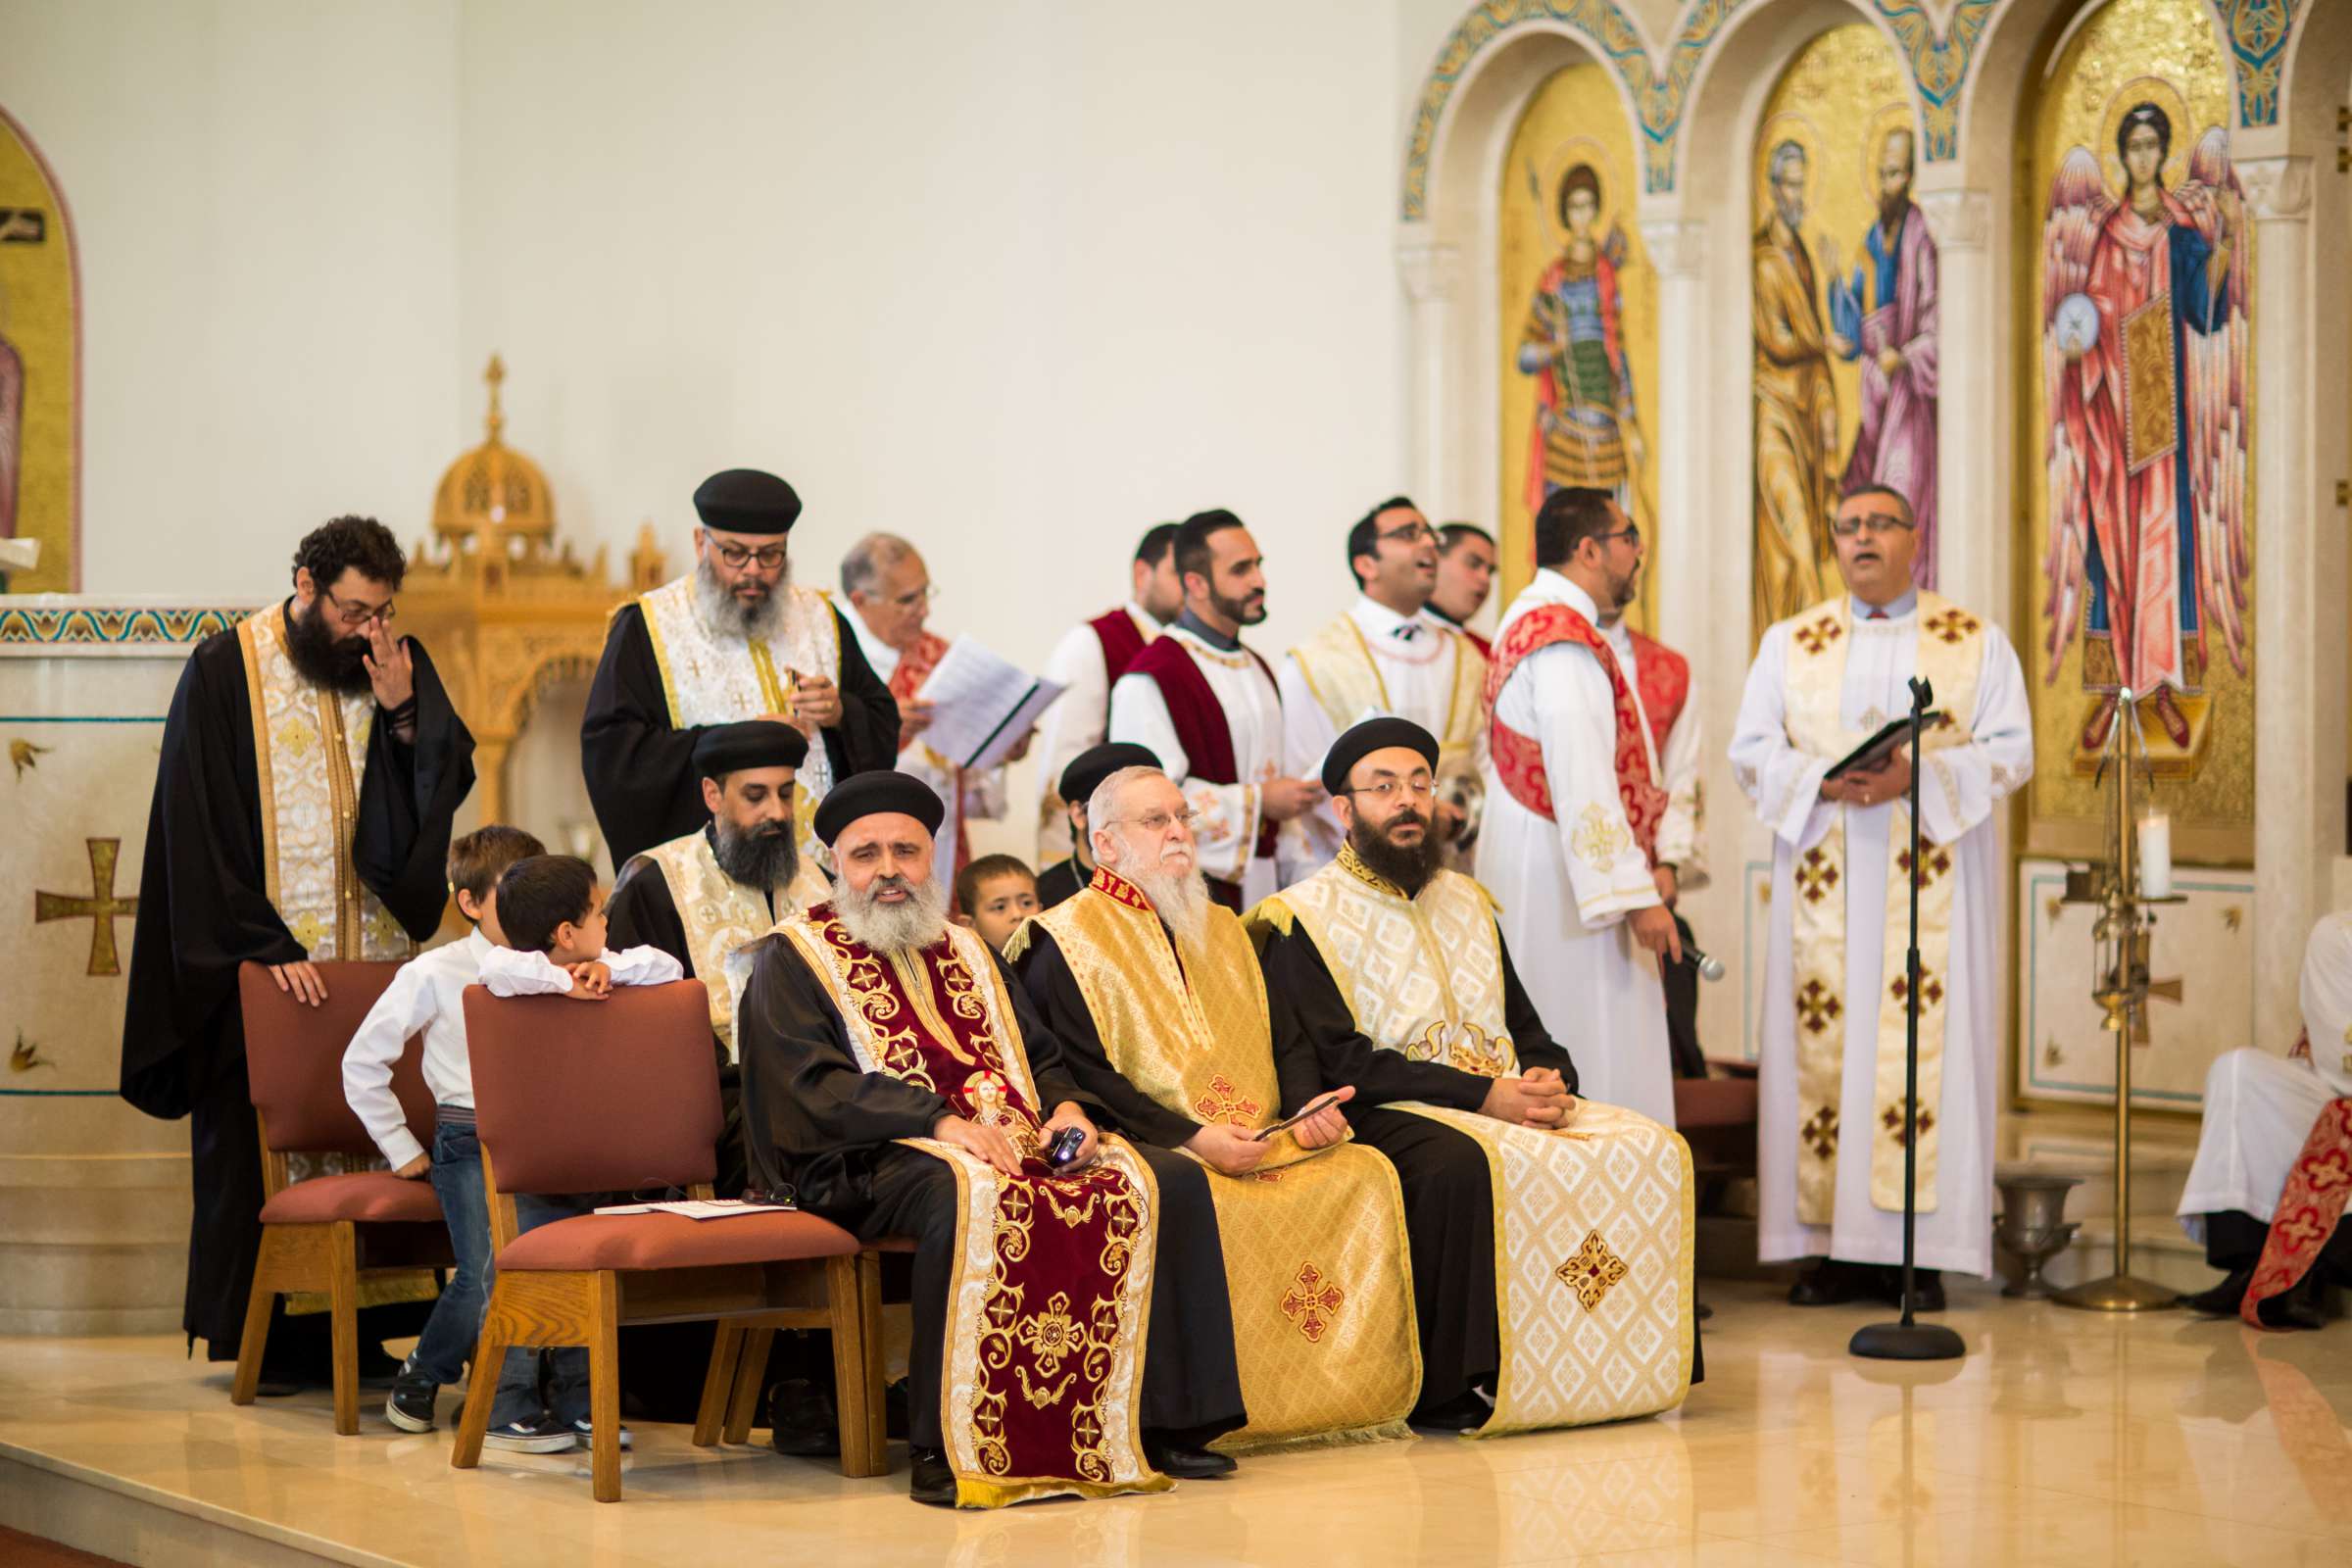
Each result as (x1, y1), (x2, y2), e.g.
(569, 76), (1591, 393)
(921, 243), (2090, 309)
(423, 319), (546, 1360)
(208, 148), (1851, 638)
(1783, 593), (1984, 1222)
(1020, 870), (1419, 1450)
(777, 907), (1166, 1507)
(1288, 614), (1487, 771)
(638, 831), (830, 1060)
(637, 576), (842, 860)
(235, 609), (414, 963)
(1250, 856), (1696, 1433)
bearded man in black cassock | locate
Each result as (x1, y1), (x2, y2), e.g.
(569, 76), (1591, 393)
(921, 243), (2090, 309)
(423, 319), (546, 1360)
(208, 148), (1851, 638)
(121, 517), (475, 1385)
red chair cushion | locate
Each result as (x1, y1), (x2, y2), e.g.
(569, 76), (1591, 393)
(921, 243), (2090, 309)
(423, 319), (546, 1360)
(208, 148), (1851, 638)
(496, 1209), (863, 1273)
(1672, 1076), (1760, 1130)
(259, 1171), (446, 1225)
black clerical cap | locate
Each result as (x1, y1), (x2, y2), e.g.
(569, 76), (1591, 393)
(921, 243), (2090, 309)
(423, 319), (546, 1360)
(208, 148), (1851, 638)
(813, 769), (945, 847)
(693, 468), (803, 534)
(1058, 742), (1161, 809)
(1321, 716), (1440, 796)
(693, 719), (808, 781)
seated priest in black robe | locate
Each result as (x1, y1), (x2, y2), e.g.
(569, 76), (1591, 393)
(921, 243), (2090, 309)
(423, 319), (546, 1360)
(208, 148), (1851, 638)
(1034, 741), (1161, 910)
(121, 517), (475, 1383)
(580, 467), (898, 869)
(1250, 717), (1700, 1435)
(734, 771), (1244, 1507)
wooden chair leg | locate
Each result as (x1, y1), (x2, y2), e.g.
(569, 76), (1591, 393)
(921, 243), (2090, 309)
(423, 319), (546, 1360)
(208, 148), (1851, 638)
(228, 1230), (282, 1406)
(722, 1326), (776, 1446)
(587, 1272), (623, 1503)
(327, 1222), (361, 1436)
(450, 1290), (508, 1470)
(692, 1322), (745, 1447)
(828, 1252), (888, 1478)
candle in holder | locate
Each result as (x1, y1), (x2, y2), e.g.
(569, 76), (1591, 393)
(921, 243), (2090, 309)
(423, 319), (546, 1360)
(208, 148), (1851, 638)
(2137, 812), (2172, 900)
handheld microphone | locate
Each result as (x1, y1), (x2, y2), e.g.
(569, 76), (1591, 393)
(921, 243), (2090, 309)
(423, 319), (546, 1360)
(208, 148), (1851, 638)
(1682, 944), (1727, 983)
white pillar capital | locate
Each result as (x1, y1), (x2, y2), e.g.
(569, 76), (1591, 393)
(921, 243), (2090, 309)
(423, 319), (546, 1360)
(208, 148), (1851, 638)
(2236, 156), (2313, 222)
(1916, 189), (1992, 253)
(1638, 220), (1707, 280)
(1395, 236), (1465, 304)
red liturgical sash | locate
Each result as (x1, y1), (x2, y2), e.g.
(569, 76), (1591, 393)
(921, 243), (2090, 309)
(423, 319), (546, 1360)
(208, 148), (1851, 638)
(1483, 603), (1664, 860)
(1089, 609), (1151, 707)
(779, 906), (1168, 1506)
(1627, 628), (1689, 753)
(2242, 1097), (2352, 1329)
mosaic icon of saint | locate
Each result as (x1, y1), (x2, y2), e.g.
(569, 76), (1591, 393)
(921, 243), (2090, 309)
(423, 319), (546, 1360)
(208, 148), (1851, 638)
(1516, 163), (1644, 515)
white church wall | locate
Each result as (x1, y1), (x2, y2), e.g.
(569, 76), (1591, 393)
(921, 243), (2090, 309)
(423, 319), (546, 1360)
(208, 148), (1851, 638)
(0, 0), (466, 597)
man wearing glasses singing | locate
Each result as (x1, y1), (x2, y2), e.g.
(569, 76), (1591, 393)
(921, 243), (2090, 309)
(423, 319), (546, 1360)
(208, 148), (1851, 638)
(1278, 496), (1488, 875)
(1732, 484), (2031, 1310)
(582, 468), (899, 868)
(122, 515), (478, 1390)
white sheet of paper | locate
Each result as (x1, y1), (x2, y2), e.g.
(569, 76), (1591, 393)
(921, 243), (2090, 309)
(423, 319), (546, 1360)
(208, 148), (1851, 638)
(912, 634), (1065, 771)
(591, 1200), (796, 1220)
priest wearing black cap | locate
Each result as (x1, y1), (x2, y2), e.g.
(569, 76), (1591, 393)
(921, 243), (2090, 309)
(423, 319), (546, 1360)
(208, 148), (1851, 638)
(1250, 717), (1700, 1437)
(734, 771), (1245, 1507)
(1035, 741), (1161, 909)
(581, 468), (898, 869)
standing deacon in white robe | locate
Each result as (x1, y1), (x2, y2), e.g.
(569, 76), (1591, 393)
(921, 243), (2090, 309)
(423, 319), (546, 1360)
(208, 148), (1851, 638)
(1477, 487), (1683, 1128)
(1109, 510), (1323, 908)
(1279, 496), (1486, 873)
(1032, 522), (1185, 862)
(1731, 484), (2032, 1296)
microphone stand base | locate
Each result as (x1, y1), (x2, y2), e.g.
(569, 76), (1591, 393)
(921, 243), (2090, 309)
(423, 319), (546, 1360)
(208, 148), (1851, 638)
(1849, 1319), (1965, 1360)
(2051, 1272), (2179, 1313)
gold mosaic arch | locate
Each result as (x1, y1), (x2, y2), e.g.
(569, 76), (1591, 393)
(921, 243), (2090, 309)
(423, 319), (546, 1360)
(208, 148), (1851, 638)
(0, 103), (79, 593)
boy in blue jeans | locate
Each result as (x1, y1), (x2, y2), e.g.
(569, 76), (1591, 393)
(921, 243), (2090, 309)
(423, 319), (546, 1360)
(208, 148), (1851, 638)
(343, 839), (678, 1450)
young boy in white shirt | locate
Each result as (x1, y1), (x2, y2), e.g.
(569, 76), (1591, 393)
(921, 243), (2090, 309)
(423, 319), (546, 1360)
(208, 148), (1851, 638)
(341, 840), (678, 1450)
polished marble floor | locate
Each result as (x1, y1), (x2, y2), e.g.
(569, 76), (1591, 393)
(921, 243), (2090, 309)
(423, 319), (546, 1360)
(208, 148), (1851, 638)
(0, 1278), (2345, 1567)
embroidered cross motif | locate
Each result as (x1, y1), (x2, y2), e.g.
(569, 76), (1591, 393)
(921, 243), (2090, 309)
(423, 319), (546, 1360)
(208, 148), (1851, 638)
(1888, 966), (1944, 1008)
(1793, 616), (1844, 657)
(682, 653), (710, 682)
(1191, 1074), (1260, 1125)
(1795, 849), (1840, 904)
(1896, 846), (1953, 891)
(1802, 1105), (1840, 1158)
(1279, 1262), (1345, 1342)
(1796, 979), (1843, 1036)
(1923, 609), (1980, 645)
(1555, 1230), (1630, 1311)
(1882, 1100), (1936, 1147)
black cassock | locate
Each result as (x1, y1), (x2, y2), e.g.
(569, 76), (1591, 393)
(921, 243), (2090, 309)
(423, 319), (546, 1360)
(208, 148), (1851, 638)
(120, 609), (474, 1357)
(579, 600), (899, 867)
(1032, 856), (1087, 912)
(735, 935), (1244, 1450)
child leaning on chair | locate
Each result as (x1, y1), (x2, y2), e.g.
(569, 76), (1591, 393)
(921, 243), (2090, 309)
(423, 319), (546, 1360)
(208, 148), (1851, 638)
(340, 834), (680, 1452)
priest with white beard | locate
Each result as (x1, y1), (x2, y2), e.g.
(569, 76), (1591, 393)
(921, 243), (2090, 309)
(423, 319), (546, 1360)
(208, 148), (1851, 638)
(1108, 510), (1324, 908)
(1476, 487), (1682, 1128)
(1731, 484), (2032, 1307)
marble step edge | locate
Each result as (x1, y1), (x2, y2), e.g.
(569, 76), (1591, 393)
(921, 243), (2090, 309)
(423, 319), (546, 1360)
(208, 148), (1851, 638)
(0, 1442), (385, 1568)
(0, 1152), (191, 1190)
(0, 1306), (181, 1336)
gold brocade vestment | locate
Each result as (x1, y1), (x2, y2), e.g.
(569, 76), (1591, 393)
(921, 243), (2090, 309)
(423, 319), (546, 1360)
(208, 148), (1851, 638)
(1251, 851), (1695, 1432)
(631, 828), (831, 1060)
(1013, 868), (1420, 1450)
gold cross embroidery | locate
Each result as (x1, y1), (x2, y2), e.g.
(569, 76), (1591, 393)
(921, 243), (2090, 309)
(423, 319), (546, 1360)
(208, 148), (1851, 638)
(34, 838), (139, 977)
(1191, 1074), (1260, 1126)
(1793, 615), (1844, 658)
(1279, 1262), (1345, 1342)
(1882, 1100), (1936, 1147)
(1802, 1105), (1839, 1158)
(1796, 978), (1843, 1036)
(1923, 609), (1980, 646)
(1795, 849), (1840, 905)
(1888, 965), (1943, 1009)
(1555, 1230), (1630, 1311)
(1897, 846), (1953, 891)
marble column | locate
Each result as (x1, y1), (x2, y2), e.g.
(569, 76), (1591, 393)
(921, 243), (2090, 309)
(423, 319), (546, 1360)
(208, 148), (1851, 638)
(2240, 156), (2335, 1050)
(1396, 227), (1466, 517)
(1915, 189), (1997, 614)
(1640, 218), (1711, 653)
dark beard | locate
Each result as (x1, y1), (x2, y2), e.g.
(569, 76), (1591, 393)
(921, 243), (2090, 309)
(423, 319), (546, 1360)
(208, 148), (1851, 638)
(1350, 812), (1441, 895)
(1879, 191), (1910, 236)
(1209, 586), (1265, 627)
(713, 817), (800, 893)
(283, 599), (374, 695)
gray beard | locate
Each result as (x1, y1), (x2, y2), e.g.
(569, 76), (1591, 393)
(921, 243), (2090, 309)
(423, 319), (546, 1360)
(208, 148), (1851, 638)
(1122, 861), (1210, 951)
(712, 817), (800, 894)
(835, 870), (951, 955)
(695, 555), (789, 642)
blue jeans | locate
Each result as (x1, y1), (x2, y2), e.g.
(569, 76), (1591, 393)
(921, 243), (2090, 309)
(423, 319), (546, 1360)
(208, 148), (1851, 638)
(413, 1108), (592, 1427)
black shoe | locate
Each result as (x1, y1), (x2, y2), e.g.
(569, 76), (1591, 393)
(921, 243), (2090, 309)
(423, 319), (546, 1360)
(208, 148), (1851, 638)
(482, 1413), (576, 1453)
(1696, 1299), (1714, 1322)
(908, 1445), (956, 1507)
(2181, 1267), (2254, 1317)
(766, 1378), (840, 1457)
(383, 1374), (437, 1433)
(1877, 1267), (1945, 1312)
(1788, 1258), (1867, 1307)
(1408, 1387), (1494, 1434)
(2256, 1272), (2328, 1332)
(1145, 1437), (1237, 1479)
(356, 1343), (403, 1389)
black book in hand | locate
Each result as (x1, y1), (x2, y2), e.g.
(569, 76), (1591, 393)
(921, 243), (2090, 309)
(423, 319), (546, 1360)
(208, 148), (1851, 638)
(1823, 713), (1940, 782)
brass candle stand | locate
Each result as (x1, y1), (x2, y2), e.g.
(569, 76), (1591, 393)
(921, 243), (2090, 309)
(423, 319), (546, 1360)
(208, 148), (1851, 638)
(2053, 689), (2182, 1313)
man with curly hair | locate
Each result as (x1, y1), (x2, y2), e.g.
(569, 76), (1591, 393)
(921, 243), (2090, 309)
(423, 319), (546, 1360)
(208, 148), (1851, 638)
(121, 516), (476, 1389)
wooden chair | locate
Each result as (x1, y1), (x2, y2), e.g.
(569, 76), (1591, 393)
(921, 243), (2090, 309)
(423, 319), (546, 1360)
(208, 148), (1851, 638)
(230, 959), (454, 1435)
(448, 980), (888, 1502)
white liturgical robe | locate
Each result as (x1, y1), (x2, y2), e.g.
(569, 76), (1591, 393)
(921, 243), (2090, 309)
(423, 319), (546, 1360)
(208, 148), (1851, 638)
(1108, 625), (1290, 903)
(848, 614), (1007, 866)
(1279, 596), (1477, 871)
(1032, 604), (1159, 859)
(2178, 911), (2352, 1240)
(1731, 590), (2033, 1276)
(1476, 570), (1675, 1128)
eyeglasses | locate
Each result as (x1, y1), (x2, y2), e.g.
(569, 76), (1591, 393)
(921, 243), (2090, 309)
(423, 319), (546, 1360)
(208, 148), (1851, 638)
(1830, 514), (1916, 538)
(320, 586), (396, 627)
(1116, 808), (1197, 835)
(886, 583), (939, 612)
(1595, 524), (1642, 548)
(1376, 521), (1438, 546)
(1345, 777), (1436, 801)
(706, 532), (790, 570)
